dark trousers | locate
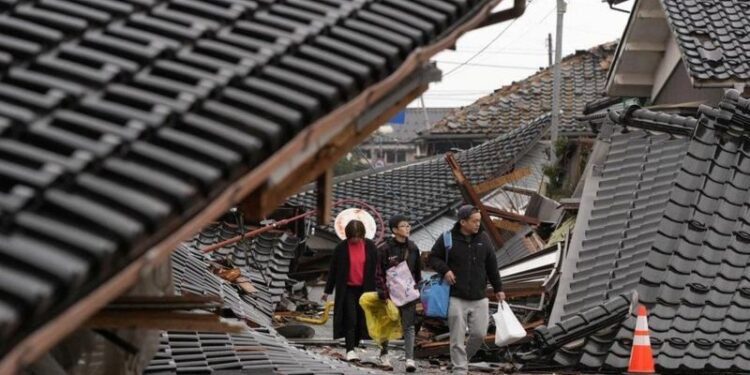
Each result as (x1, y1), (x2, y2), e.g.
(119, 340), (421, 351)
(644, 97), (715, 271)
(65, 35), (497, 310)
(343, 286), (366, 352)
(381, 301), (417, 359)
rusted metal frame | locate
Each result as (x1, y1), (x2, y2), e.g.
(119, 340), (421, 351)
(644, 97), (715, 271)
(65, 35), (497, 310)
(484, 206), (541, 226)
(0, 1), (510, 372)
(316, 169), (334, 226)
(445, 153), (506, 248)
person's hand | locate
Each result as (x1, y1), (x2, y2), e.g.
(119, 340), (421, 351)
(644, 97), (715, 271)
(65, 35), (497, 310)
(377, 290), (388, 300)
(496, 291), (506, 302)
(321, 293), (328, 302)
(444, 271), (456, 285)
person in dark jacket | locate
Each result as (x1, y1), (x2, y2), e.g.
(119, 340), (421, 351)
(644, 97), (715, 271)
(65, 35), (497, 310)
(375, 214), (422, 372)
(428, 205), (504, 375)
(321, 220), (378, 362)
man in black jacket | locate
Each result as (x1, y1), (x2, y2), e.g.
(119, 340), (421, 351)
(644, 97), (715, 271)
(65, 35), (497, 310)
(428, 205), (504, 375)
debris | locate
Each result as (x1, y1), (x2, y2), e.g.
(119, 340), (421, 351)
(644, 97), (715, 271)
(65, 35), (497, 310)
(276, 324), (316, 339)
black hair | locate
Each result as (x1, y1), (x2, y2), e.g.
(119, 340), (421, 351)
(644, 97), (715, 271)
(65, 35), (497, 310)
(345, 220), (366, 239)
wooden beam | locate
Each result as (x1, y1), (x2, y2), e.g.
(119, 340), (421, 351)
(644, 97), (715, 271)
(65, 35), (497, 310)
(0, 0), (512, 371)
(474, 167), (532, 195)
(493, 219), (524, 233)
(107, 295), (223, 310)
(444, 153), (505, 248)
(484, 206), (540, 226)
(243, 83), (429, 219)
(316, 169), (333, 226)
(85, 310), (247, 333)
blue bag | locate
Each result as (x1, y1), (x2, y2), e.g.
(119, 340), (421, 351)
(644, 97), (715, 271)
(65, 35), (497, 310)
(421, 231), (452, 319)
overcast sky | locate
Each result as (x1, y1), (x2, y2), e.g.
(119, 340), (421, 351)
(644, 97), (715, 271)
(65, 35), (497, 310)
(410, 0), (634, 108)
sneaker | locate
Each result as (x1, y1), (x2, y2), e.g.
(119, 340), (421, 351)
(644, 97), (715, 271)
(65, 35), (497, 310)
(378, 354), (392, 369)
(346, 350), (360, 362)
(405, 359), (417, 372)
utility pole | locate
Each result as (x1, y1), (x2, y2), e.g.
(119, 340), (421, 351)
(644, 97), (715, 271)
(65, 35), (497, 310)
(419, 95), (430, 158)
(547, 33), (553, 67)
(419, 95), (430, 131)
(550, 0), (566, 162)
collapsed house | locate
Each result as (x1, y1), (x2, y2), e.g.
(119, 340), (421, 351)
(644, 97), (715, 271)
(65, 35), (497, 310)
(144, 224), (380, 375)
(527, 90), (750, 373)
(419, 42), (616, 154)
(0, 0), (530, 373)
(289, 115), (550, 252)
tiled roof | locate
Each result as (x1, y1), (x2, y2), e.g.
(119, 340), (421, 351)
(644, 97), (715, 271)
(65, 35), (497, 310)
(374, 107), (455, 143)
(173, 223), (299, 326)
(146, 329), (381, 375)
(539, 90), (750, 373)
(289, 115), (550, 237)
(0, 0), (500, 357)
(554, 127), (691, 323)
(661, 0), (750, 85)
(146, 228), (377, 375)
(424, 43), (616, 137)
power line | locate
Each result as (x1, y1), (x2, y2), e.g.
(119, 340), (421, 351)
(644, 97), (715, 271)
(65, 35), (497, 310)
(435, 60), (540, 70)
(441, 16), (520, 78)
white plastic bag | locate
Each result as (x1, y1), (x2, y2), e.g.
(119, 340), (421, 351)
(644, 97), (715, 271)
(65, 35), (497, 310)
(493, 301), (526, 346)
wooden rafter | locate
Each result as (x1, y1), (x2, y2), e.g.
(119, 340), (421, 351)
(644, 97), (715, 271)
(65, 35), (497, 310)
(474, 167), (531, 195)
(444, 153), (505, 247)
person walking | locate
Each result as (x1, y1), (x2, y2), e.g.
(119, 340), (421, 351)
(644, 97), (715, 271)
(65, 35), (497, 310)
(375, 214), (422, 372)
(428, 205), (505, 375)
(321, 220), (378, 362)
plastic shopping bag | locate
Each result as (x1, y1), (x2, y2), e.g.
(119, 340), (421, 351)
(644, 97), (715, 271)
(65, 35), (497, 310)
(420, 275), (450, 318)
(359, 292), (402, 344)
(493, 301), (526, 346)
(386, 261), (420, 307)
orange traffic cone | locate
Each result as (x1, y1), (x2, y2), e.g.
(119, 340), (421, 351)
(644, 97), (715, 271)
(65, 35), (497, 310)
(627, 304), (656, 374)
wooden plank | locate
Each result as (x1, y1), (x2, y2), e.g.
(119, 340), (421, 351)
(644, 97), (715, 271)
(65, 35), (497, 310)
(0, 2), (510, 372)
(316, 169), (333, 226)
(484, 206), (541, 226)
(85, 310), (247, 333)
(445, 153), (505, 248)
(492, 219), (524, 233)
(474, 167), (532, 195)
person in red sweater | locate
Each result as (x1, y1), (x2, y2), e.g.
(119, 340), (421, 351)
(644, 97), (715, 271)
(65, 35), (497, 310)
(322, 220), (378, 362)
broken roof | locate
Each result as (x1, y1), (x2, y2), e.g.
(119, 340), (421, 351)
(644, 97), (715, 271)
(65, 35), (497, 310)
(146, 228), (376, 375)
(289, 115), (550, 241)
(146, 329), (380, 375)
(662, 0), (750, 86)
(540, 89), (750, 373)
(0, 0), (515, 369)
(606, 0), (750, 98)
(423, 42), (616, 138)
(175, 223), (300, 327)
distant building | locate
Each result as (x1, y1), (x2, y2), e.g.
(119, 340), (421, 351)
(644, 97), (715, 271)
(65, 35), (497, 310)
(419, 43), (617, 156)
(359, 107), (454, 165)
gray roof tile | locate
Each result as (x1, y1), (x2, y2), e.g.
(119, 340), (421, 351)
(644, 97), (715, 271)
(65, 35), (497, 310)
(662, 0), (750, 84)
(289, 115), (549, 238)
(424, 43), (616, 138)
(0, 0), (499, 354)
(539, 90), (750, 372)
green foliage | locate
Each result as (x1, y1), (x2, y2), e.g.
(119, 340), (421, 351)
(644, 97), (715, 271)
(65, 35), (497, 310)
(334, 153), (369, 176)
